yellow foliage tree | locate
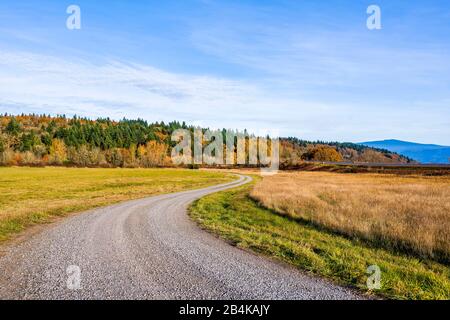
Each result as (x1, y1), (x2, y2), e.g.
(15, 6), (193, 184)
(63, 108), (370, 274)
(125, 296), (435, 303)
(140, 141), (169, 167)
(49, 139), (67, 165)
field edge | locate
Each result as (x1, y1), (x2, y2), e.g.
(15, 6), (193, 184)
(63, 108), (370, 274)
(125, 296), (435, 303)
(0, 167), (237, 246)
(188, 179), (450, 300)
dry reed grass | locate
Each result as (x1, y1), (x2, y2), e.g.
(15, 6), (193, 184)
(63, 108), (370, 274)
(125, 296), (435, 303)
(250, 172), (450, 263)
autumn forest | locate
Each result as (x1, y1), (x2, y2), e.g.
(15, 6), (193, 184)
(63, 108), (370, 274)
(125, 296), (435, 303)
(0, 114), (413, 168)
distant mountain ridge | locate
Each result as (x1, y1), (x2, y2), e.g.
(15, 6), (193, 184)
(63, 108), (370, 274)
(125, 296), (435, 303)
(360, 139), (450, 164)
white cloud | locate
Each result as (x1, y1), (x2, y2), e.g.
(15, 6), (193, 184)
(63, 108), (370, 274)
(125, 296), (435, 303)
(191, 23), (450, 89)
(0, 49), (449, 145)
(0, 50), (308, 131)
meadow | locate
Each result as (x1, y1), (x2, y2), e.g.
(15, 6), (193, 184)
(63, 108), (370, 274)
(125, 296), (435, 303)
(2, 166), (449, 299)
(190, 179), (450, 300)
(250, 172), (450, 263)
(0, 167), (234, 242)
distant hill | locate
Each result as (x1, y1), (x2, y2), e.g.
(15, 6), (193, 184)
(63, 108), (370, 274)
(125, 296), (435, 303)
(360, 140), (450, 164)
(0, 114), (412, 168)
(0, 114), (411, 168)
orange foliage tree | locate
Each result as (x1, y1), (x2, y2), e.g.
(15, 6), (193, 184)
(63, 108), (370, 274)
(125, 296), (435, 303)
(303, 145), (343, 162)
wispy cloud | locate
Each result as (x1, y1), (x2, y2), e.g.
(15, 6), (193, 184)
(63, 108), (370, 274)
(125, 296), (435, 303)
(0, 50), (296, 128)
(190, 17), (450, 91)
(1, 0), (449, 144)
(1, 49), (448, 144)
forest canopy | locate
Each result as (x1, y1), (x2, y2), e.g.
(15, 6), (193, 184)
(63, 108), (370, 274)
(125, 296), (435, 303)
(0, 114), (413, 168)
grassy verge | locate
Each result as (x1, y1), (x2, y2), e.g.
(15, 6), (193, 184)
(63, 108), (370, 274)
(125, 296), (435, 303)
(0, 167), (235, 242)
(189, 180), (450, 300)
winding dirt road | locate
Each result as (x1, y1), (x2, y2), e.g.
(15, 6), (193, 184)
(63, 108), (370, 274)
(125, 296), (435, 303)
(0, 175), (362, 300)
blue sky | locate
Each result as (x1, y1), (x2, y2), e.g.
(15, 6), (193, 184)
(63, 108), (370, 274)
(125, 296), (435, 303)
(0, 0), (449, 144)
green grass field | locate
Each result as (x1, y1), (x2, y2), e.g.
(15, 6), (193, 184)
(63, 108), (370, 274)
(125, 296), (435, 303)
(189, 181), (450, 300)
(0, 167), (234, 242)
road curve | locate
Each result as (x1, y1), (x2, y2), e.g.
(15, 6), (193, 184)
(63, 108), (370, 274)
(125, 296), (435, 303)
(0, 175), (363, 300)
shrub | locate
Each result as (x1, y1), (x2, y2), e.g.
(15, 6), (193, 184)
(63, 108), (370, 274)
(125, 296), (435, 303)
(302, 145), (343, 162)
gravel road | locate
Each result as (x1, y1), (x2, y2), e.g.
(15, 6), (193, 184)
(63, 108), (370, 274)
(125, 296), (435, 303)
(0, 175), (363, 300)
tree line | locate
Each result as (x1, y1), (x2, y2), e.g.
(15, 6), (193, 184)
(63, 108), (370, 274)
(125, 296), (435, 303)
(0, 114), (413, 168)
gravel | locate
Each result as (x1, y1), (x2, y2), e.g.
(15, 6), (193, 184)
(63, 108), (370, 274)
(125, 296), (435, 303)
(0, 175), (363, 300)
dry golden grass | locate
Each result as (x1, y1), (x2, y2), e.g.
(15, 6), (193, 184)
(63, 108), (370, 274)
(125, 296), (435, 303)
(250, 172), (450, 263)
(0, 167), (234, 242)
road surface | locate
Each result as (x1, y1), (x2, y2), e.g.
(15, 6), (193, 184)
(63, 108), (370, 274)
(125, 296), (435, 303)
(0, 175), (362, 300)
